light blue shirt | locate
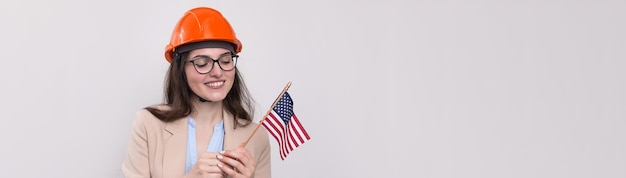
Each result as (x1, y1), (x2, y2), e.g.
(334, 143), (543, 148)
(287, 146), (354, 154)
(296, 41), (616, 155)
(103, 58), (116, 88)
(185, 116), (225, 173)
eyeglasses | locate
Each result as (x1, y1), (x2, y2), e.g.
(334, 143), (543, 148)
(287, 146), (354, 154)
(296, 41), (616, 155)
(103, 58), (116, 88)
(187, 53), (238, 74)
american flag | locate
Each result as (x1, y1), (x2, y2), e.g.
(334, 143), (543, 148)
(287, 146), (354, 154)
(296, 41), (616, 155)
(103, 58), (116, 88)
(261, 92), (310, 160)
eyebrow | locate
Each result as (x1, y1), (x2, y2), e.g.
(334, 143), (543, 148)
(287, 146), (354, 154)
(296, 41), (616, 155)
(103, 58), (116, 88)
(190, 52), (231, 59)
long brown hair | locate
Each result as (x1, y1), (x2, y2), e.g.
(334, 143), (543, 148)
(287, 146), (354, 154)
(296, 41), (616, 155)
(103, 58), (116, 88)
(145, 52), (254, 128)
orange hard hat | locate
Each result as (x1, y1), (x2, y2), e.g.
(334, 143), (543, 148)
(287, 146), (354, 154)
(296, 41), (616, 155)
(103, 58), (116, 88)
(164, 7), (242, 63)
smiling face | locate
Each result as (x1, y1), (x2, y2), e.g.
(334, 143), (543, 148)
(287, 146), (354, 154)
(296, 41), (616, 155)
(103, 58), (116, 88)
(184, 47), (236, 102)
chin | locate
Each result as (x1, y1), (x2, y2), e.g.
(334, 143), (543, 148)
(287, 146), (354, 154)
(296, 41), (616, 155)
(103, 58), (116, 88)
(203, 94), (227, 102)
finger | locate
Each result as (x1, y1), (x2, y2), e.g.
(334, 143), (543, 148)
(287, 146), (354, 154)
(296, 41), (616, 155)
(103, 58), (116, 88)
(218, 150), (255, 176)
(218, 162), (239, 177)
(196, 157), (224, 174)
(204, 164), (223, 174)
(222, 148), (251, 165)
(199, 152), (220, 159)
(223, 148), (254, 168)
(218, 153), (242, 168)
(199, 152), (225, 173)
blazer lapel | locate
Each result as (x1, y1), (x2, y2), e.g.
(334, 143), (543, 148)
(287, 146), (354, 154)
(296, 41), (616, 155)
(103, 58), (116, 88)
(162, 117), (187, 178)
(223, 112), (245, 150)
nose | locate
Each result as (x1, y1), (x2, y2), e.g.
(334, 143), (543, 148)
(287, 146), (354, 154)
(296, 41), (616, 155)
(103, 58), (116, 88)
(208, 61), (223, 77)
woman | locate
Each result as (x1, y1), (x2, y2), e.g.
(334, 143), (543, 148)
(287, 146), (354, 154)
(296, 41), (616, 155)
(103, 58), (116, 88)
(122, 7), (271, 178)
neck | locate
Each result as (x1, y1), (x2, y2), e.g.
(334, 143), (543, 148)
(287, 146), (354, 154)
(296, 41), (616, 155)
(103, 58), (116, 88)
(190, 96), (224, 125)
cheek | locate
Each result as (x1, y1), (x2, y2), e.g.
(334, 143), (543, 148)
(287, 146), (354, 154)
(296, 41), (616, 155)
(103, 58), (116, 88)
(185, 67), (202, 84)
(225, 70), (236, 79)
(225, 71), (237, 85)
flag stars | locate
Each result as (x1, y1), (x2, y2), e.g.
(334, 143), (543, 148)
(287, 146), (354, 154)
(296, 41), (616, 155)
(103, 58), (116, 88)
(273, 93), (295, 124)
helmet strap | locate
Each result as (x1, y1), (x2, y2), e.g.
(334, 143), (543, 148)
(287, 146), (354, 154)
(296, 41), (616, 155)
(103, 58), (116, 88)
(173, 52), (181, 62)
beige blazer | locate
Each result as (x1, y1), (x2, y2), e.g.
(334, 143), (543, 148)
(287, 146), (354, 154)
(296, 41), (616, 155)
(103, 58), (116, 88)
(122, 108), (271, 178)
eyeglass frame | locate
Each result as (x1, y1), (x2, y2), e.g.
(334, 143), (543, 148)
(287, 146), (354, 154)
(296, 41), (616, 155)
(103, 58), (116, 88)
(185, 52), (239, 74)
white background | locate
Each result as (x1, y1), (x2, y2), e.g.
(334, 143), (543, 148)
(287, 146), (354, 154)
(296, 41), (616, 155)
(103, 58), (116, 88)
(1, 0), (624, 177)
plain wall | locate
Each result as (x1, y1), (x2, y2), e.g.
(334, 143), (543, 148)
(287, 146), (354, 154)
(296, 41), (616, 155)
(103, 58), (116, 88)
(1, 0), (624, 177)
